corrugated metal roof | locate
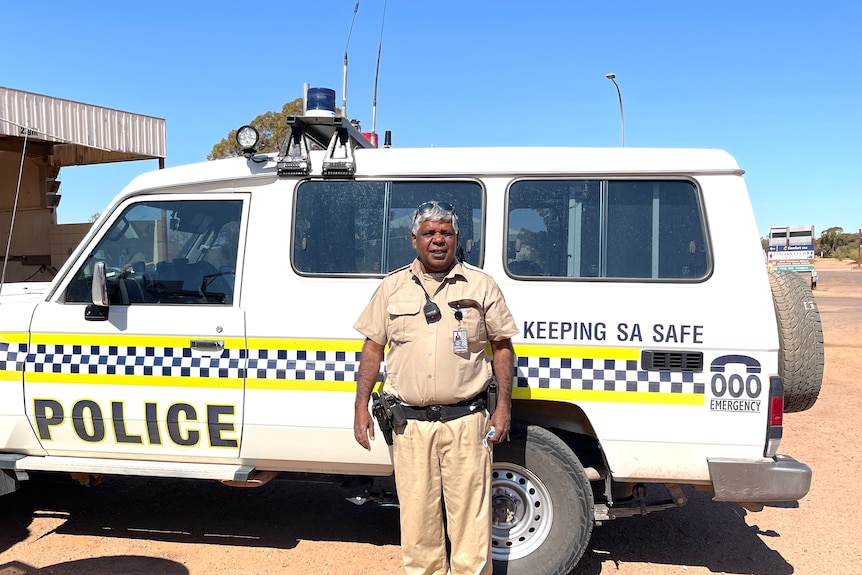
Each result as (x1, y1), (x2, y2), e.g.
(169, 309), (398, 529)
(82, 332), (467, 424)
(0, 86), (166, 166)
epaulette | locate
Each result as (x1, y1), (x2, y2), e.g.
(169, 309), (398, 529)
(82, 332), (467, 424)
(385, 262), (413, 278)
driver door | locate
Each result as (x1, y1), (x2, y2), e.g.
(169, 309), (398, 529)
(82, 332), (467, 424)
(26, 194), (248, 462)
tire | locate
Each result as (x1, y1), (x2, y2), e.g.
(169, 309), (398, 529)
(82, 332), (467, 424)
(769, 271), (824, 412)
(491, 424), (593, 575)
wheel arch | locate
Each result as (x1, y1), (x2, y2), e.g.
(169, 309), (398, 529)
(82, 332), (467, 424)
(511, 399), (608, 480)
(511, 397), (595, 437)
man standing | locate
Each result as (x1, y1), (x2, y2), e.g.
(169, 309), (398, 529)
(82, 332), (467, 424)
(353, 201), (517, 575)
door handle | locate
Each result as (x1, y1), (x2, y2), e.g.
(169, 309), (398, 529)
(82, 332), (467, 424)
(191, 340), (225, 352)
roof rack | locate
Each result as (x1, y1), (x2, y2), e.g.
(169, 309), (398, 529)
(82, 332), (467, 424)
(277, 115), (375, 177)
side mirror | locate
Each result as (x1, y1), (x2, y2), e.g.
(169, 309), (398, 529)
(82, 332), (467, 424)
(85, 261), (110, 321)
(91, 261), (109, 306)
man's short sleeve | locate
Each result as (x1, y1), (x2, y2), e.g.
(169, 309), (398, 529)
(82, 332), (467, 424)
(484, 280), (518, 341)
(354, 283), (389, 346)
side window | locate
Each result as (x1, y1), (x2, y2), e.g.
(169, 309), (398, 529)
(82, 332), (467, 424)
(606, 181), (708, 279)
(293, 180), (484, 275)
(507, 179), (708, 280)
(293, 182), (387, 274)
(507, 181), (601, 277)
(64, 199), (243, 304)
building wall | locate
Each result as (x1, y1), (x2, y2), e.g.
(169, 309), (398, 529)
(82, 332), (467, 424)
(51, 222), (92, 268)
(0, 152), (87, 283)
(0, 152), (46, 211)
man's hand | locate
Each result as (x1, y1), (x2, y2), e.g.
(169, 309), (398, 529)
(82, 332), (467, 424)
(488, 404), (511, 444)
(354, 338), (385, 451)
(489, 338), (515, 444)
(354, 406), (375, 450)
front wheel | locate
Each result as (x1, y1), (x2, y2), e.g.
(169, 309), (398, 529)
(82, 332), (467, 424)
(492, 424), (594, 575)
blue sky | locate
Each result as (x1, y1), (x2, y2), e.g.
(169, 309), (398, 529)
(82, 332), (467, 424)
(3, 1), (860, 238)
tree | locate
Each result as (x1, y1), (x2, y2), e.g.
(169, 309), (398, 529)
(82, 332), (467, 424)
(208, 98), (305, 160)
(815, 227), (861, 259)
(835, 243), (860, 261)
(818, 226), (843, 257)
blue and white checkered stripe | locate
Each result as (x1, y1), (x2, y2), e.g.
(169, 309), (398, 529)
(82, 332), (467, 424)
(516, 357), (705, 394)
(0, 342), (27, 372)
(3, 342), (364, 383)
(4, 340), (703, 394)
(246, 349), (361, 381)
(23, 344), (245, 378)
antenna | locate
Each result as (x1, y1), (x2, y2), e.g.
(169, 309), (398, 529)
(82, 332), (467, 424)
(342, 1), (360, 118)
(1, 119), (30, 293)
(371, 0), (388, 139)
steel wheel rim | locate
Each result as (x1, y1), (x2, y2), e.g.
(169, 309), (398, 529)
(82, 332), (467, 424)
(490, 461), (554, 561)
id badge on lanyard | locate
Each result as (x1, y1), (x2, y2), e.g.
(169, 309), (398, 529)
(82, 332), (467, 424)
(453, 329), (468, 353)
(453, 306), (468, 353)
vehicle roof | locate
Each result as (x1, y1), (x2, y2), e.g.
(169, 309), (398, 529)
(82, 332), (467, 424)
(122, 146), (743, 196)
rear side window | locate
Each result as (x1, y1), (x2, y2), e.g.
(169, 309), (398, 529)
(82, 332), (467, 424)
(293, 180), (484, 275)
(507, 179), (709, 280)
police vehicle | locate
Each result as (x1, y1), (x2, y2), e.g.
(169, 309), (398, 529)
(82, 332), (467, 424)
(0, 88), (822, 575)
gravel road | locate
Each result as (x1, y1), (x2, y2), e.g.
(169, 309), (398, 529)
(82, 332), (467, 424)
(1, 260), (859, 575)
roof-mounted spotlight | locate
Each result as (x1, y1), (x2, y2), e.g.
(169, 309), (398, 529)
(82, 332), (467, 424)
(236, 125), (261, 158)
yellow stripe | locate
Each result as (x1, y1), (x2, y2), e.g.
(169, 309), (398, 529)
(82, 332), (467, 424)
(24, 372), (243, 389)
(513, 386), (703, 405)
(30, 333), (246, 348)
(245, 338), (638, 360)
(0, 332), (29, 345)
(0, 371), (21, 382)
(247, 337), (365, 352)
(246, 379), (357, 392)
(514, 343), (640, 360)
(244, 380), (700, 404)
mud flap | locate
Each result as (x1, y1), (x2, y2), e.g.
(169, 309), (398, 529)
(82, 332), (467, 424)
(1, 469), (20, 498)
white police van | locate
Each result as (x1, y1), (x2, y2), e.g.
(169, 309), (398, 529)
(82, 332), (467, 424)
(0, 92), (821, 575)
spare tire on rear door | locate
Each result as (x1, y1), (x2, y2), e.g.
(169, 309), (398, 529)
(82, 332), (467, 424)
(768, 271), (824, 412)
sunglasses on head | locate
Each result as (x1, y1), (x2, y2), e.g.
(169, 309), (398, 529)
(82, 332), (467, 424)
(415, 201), (455, 218)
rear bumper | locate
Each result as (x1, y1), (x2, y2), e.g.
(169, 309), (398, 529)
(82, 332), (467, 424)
(707, 454), (811, 502)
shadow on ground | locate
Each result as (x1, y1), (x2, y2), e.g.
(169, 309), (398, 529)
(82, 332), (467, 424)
(0, 556), (188, 575)
(0, 473), (400, 553)
(574, 486), (794, 575)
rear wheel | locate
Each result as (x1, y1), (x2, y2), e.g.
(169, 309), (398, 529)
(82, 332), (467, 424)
(491, 424), (593, 575)
(769, 271), (824, 412)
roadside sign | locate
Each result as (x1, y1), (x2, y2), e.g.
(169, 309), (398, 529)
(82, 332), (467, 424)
(768, 242), (815, 271)
(768, 243), (815, 252)
(773, 264), (815, 272)
(767, 250), (815, 261)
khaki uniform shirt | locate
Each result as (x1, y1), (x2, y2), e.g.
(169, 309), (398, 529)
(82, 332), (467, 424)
(354, 259), (518, 406)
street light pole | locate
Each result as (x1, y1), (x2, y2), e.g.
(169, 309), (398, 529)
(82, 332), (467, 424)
(605, 73), (625, 147)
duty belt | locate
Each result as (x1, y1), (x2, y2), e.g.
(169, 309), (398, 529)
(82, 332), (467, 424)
(400, 397), (486, 423)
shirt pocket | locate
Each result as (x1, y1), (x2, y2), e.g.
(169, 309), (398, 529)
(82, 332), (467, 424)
(387, 297), (422, 343)
(449, 303), (487, 343)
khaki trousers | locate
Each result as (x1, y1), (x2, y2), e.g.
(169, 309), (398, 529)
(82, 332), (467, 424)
(393, 410), (492, 575)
